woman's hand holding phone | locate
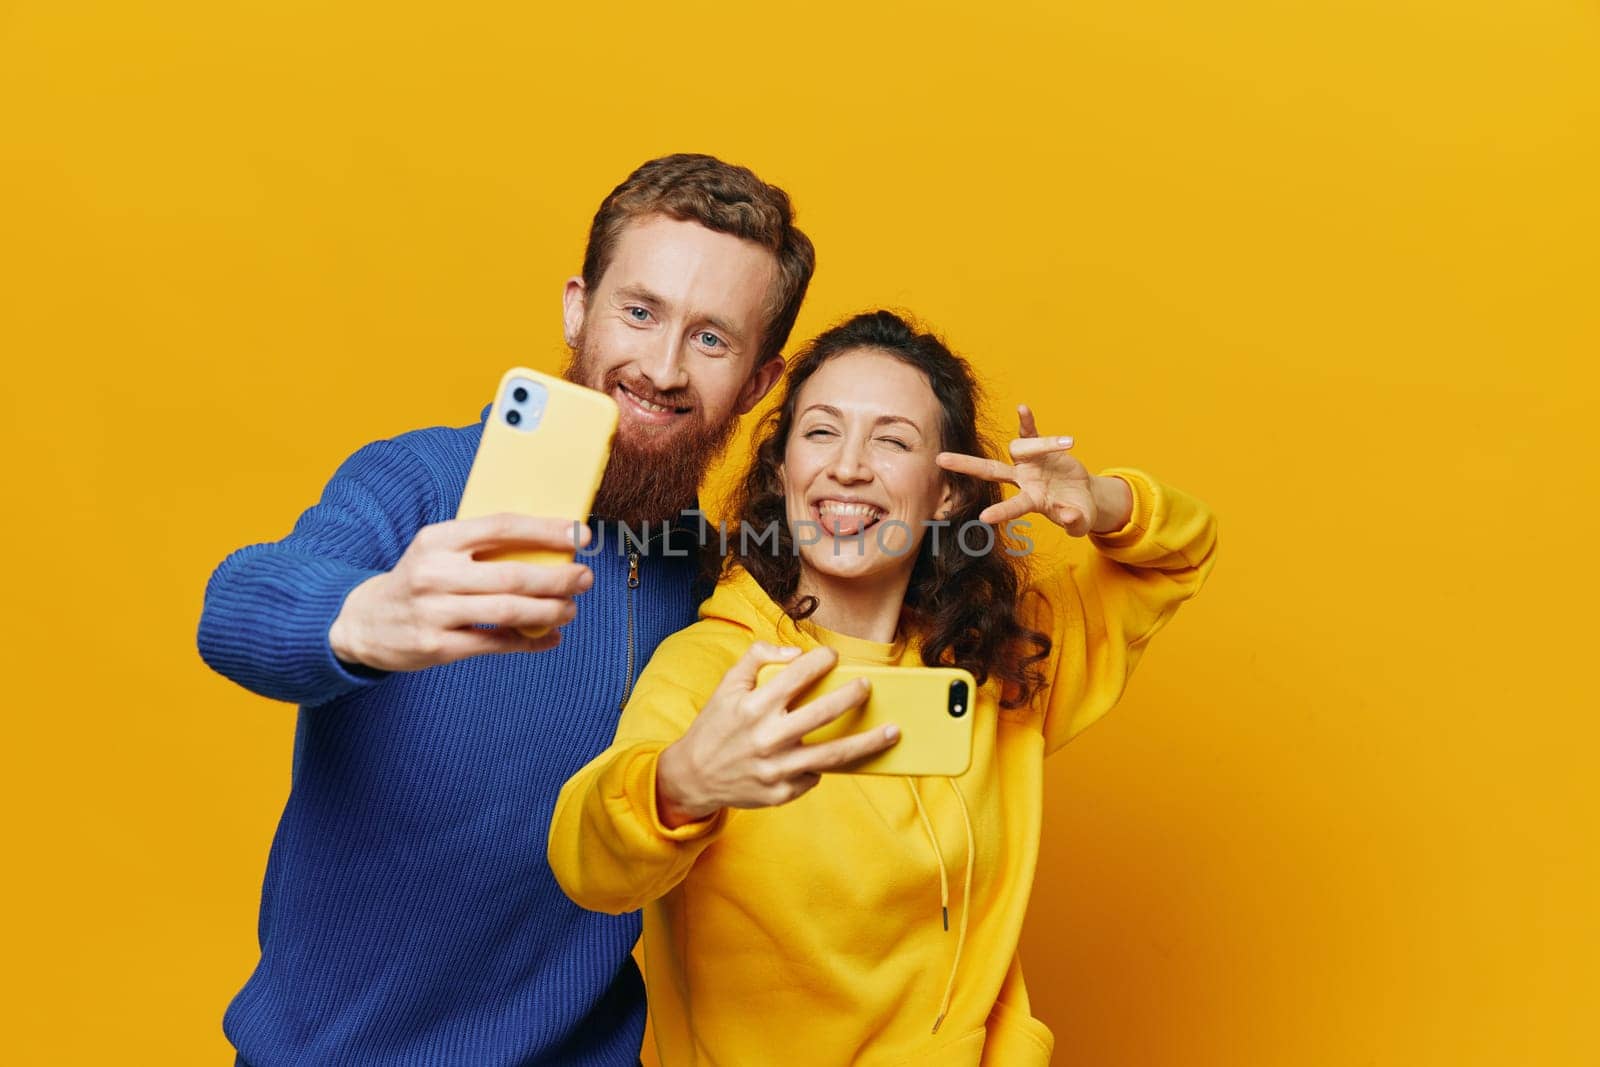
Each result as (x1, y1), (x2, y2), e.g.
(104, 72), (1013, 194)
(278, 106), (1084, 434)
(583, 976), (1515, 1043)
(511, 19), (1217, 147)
(654, 644), (900, 829)
(328, 512), (594, 672)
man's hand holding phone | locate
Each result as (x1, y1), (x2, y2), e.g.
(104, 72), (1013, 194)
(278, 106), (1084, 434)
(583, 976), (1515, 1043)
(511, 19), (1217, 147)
(329, 512), (593, 672)
(654, 644), (901, 829)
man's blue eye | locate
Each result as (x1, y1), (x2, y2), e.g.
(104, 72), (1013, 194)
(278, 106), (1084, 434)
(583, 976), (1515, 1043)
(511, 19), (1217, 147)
(699, 332), (721, 348)
(628, 307), (649, 321)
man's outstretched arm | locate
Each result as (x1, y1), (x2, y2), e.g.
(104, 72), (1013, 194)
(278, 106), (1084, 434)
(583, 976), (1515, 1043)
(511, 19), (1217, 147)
(197, 436), (592, 706)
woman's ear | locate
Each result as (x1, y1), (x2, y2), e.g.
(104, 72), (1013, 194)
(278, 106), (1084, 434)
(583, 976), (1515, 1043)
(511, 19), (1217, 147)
(935, 479), (956, 521)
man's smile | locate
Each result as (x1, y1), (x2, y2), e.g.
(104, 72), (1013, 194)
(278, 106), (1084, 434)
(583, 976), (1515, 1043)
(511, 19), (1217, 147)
(616, 383), (693, 425)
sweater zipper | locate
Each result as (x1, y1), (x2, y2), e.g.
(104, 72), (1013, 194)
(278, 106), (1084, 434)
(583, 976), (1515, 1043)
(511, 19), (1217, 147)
(619, 529), (641, 711)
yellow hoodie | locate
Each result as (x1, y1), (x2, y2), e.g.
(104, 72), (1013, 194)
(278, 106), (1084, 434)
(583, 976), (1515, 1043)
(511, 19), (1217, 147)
(549, 468), (1218, 1066)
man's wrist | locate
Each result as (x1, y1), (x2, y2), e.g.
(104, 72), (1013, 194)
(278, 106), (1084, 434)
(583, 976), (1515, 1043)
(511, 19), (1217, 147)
(328, 577), (376, 669)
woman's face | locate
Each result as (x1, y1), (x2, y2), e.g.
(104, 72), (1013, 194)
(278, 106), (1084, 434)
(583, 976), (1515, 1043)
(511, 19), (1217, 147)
(780, 348), (954, 584)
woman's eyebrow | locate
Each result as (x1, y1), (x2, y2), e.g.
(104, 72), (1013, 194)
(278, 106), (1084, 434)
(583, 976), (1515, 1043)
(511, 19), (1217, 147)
(873, 415), (923, 435)
(799, 405), (924, 436)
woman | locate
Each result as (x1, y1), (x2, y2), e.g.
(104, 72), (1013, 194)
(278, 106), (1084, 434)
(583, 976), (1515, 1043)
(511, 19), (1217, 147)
(548, 310), (1218, 1065)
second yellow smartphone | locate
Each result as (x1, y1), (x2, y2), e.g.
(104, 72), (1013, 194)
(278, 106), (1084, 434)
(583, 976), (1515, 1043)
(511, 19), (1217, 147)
(456, 367), (619, 637)
(756, 662), (977, 777)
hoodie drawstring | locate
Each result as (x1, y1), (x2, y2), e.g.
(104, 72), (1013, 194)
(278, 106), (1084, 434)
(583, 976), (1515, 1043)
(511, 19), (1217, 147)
(906, 780), (950, 930)
(906, 776), (975, 1035)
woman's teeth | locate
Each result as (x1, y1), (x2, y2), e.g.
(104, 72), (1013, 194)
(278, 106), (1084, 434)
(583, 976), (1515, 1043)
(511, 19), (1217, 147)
(816, 501), (884, 534)
(818, 502), (883, 518)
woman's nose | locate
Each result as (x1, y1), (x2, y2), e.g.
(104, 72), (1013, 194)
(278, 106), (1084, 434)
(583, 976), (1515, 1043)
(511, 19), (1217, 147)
(830, 437), (873, 483)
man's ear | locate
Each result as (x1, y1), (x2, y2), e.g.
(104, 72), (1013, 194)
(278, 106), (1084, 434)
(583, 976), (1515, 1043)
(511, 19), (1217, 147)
(735, 355), (786, 416)
(562, 277), (587, 347)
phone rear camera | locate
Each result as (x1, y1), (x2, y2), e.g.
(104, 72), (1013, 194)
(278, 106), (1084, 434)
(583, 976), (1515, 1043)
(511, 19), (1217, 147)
(505, 409), (522, 426)
(512, 386), (529, 403)
(948, 679), (969, 718)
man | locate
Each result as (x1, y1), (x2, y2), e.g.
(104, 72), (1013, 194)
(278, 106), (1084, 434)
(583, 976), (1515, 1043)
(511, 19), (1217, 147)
(198, 153), (815, 1066)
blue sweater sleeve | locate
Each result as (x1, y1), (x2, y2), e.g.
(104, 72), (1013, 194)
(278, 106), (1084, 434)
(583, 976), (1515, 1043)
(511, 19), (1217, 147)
(197, 436), (443, 707)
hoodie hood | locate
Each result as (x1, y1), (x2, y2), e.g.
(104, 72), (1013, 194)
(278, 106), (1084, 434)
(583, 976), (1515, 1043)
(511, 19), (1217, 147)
(695, 565), (811, 643)
(696, 565), (918, 661)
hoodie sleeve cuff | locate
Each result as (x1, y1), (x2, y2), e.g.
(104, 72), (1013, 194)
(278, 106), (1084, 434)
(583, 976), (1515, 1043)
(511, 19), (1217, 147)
(1089, 468), (1157, 555)
(624, 745), (727, 842)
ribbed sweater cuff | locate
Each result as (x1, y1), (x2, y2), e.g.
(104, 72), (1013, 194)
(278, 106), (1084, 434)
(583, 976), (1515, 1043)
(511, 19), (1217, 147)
(290, 561), (393, 703)
(206, 554), (391, 706)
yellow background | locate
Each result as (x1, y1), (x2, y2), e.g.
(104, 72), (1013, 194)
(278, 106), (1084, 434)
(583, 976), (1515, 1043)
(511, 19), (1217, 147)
(3, 1), (1596, 1063)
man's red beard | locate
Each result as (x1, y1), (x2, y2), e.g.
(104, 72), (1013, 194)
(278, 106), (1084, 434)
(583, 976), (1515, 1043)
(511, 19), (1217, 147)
(563, 332), (741, 528)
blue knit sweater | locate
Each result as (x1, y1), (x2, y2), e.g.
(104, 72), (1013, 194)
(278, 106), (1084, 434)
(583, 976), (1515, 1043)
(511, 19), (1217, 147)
(199, 409), (703, 1066)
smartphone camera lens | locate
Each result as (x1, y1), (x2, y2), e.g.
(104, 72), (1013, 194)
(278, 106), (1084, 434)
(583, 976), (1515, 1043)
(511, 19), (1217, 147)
(948, 679), (969, 718)
(503, 378), (546, 431)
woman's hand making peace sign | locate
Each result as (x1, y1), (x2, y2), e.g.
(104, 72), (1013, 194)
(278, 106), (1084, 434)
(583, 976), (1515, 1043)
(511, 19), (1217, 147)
(935, 404), (1134, 537)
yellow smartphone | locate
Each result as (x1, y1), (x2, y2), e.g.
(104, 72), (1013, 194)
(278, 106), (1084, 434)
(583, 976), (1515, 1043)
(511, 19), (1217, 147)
(755, 662), (976, 777)
(456, 367), (619, 637)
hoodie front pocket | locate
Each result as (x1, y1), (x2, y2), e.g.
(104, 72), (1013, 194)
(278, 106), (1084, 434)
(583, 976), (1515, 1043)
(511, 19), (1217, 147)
(884, 1025), (987, 1067)
(981, 997), (1055, 1064)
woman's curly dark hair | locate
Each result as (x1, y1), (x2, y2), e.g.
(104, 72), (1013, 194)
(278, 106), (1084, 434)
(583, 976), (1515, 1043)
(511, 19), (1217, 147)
(716, 309), (1051, 709)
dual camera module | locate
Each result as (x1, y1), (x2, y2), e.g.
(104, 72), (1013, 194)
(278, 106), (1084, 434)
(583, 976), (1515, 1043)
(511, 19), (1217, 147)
(502, 378), (548, 431)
